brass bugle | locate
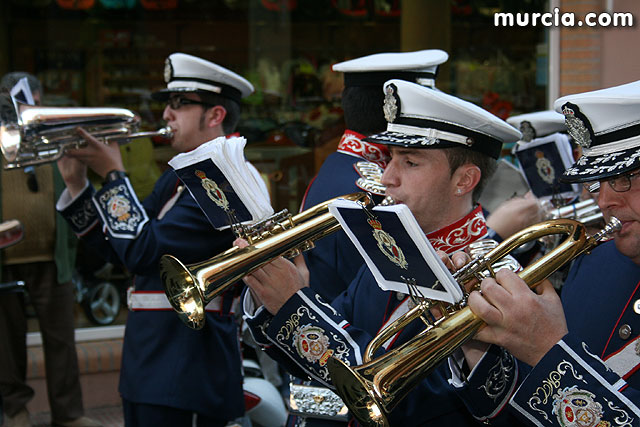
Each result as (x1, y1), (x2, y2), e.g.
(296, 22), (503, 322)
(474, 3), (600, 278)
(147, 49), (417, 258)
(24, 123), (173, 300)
(0, 92), (173, 169)
(161, 192), (373, 330)
(327, 217), (621, 427)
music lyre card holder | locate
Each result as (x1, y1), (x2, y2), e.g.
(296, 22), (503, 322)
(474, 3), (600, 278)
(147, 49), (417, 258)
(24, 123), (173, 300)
(514, 133), (580, 200)
(10, 77), (35, 106)
(168, 135), (273, 230)
(328, 199), (463, 304)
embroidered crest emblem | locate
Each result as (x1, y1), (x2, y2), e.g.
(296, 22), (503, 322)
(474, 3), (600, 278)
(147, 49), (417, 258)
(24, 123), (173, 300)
(520, 120), (536, 142)
(553, 387), (604, 427)
(562, 103), (593, 149)
(294, 325), (334, 366)
(383, 83), (399, 123)
(195, 170), (230, 211)
(108, 194), (131, 221)
(535, 150), (555, 184)
(164, 57), (173, 83)
(368, 217), (408, 269)
(96, 182), (148, 239)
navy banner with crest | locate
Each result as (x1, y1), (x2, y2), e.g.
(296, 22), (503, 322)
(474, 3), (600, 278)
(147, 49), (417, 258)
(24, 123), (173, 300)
(514, 133), (579, 199)
(329, 200), (462, 303)
(173, 158), (251, 230)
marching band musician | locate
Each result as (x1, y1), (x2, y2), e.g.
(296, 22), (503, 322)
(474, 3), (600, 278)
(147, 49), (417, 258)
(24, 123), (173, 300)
(241, 79), (523, 425)
(487, 110), (571, 240)
(301, 49), (448, 302)
(451, 80), (640, 425)
(55, 53), (256, 427)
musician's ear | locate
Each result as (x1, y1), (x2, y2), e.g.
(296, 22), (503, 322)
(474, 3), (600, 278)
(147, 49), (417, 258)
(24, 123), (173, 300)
(452, 163), (481, 197)
(204, 105), (226, 129)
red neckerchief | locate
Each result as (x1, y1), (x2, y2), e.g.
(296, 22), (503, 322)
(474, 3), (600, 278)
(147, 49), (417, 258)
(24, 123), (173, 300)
(337, 129), (390, 168)
(426, 205), (489, 254)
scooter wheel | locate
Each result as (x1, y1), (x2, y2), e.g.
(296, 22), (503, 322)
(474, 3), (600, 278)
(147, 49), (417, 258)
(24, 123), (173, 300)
(83, 281), (121, 325)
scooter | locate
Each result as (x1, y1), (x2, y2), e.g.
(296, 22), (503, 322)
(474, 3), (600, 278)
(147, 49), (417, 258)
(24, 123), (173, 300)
(242, 356), (289, 427)
(240, 323), (289, 427)
(73, 241), (131, 326)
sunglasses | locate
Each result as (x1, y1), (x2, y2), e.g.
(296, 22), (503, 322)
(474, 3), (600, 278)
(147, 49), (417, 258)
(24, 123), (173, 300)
(167, 96), (213, 110)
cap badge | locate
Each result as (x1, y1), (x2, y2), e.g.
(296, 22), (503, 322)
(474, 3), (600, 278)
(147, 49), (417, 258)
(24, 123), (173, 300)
(383, 83), (400, 123)
(519, 120), (536, 142)
(164, 58), (173, 83)
(562, 103), (593, 149)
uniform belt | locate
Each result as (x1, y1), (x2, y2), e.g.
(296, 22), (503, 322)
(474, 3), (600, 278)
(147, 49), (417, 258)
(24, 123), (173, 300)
(604, 335), (640, 379)
(127, 289), (238, 314)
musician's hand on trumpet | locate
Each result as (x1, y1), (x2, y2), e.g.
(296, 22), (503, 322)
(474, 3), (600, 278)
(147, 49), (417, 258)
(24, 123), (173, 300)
(235, 238), (309, 315)
(437, 250), (492, 368)
(439, 247), (567, 367)
(58, 127), (126, 197)
(67, 127), (125, 177)
(468, 270), (567, 367)
(56, 152), (88, 198)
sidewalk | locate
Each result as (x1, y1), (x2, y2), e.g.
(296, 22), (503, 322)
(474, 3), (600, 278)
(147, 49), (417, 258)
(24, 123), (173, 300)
(25, 325), (125, 427)
(30, 405), (124, 427)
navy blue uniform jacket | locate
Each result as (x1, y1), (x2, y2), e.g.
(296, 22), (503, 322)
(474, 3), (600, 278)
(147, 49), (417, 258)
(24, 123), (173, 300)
(454, 240), (640, 425)
(58, 170), (244, 420)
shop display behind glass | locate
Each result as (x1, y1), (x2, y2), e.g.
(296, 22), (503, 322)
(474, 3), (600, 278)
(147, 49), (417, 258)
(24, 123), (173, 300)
(1, 0), (548, 329)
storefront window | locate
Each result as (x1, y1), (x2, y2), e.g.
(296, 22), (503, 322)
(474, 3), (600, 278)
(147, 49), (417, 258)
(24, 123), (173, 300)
(1, 0), (548, 330)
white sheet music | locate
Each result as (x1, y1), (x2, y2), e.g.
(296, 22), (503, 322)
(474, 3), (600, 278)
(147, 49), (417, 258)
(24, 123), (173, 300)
(168, 135), (273, 226)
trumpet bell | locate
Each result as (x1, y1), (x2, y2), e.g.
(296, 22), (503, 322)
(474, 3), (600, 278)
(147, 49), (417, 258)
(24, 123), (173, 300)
(328, 358), (389, 426)
(160, 254), (206, 330)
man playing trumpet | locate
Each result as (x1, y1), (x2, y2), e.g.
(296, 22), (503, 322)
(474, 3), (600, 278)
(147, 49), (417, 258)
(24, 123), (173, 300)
(241, 79), (523, 425)
(56, 53), (258, 427)
(451, 80), (640, 425)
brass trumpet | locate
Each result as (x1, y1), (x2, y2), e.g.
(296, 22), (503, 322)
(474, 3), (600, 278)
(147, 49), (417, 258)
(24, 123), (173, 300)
(0, 92), (172, 169)
(160, 192), (373, 330)
(327, 217), (621, 427)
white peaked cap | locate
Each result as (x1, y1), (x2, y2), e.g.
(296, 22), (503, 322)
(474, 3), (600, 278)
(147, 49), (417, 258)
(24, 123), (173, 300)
(153, 52), (254, 103)
(366, 79), (522, 159)
(554, 80), (640, 182)
(332, 50), (448, 88)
